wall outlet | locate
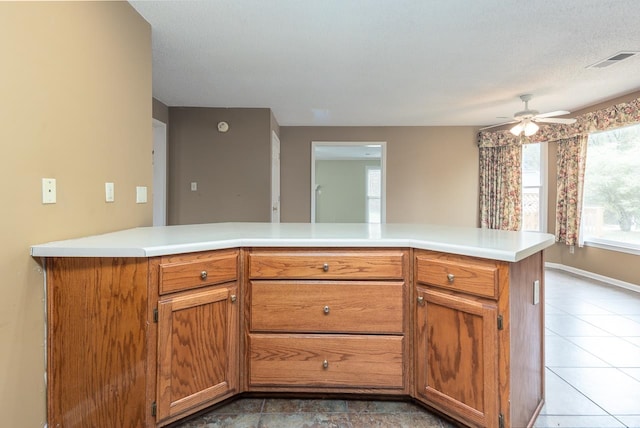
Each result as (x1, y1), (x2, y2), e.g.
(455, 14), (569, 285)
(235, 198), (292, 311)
(105, 182), (115, 202)
(136, 186), (147, 203)
(533, 280), (540, 305)
(191, 182), (197, 191)
(42, 178), (57, 204)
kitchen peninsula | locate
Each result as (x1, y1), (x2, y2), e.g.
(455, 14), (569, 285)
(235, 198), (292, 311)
(32, 223), (554, 428)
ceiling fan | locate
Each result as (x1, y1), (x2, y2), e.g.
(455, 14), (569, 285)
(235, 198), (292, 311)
(480, 94), (577, 136)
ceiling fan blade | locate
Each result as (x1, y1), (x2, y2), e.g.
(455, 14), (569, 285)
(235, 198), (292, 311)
(535, 110), (570, 119)
(534, 117), (577, 124)
(479, 120), (517, 131)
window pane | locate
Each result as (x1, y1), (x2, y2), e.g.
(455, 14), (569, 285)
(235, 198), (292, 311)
(523, 187), (540, 231)
(367, 168), (381, 197)
(583, 124), (640, 247)
(522, 143), (542, 232)
(522, 143), (541, 187)
(366, 166), (381, 223)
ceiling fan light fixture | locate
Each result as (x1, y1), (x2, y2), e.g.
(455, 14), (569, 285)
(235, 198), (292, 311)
(510, 123), (524, 136)
(524, 121), (539, 136)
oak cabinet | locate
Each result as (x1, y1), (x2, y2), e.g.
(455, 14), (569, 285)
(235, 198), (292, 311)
(45, 249), (240, 428)
(245, 248), (410, 394)
(415, 285), (499, 427)
(155, 249), (240, 425)
(46, 257), (151, 428)
(156, 284), (239, 422)
(414, 250), (545, 428)
(43, 244), (544, 428)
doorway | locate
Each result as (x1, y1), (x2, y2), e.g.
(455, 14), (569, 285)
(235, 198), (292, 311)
(311, 142), (386, 223)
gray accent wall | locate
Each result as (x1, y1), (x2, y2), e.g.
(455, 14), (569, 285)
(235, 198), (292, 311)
(168, 107), (272, 224)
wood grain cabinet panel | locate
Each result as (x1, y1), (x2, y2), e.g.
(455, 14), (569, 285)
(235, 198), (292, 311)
(249, 334), (404, 388)
(159, 249), (238, 294)
(415, 286), (499, 428)
(47, 257), (151, 428)
(156, 284), (239, 422)
(250, 281), (404, 334)
(248, 250), (405, 280)
(416, 251), (498, 298)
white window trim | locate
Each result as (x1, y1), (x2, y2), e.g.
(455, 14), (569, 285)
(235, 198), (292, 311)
(582, 238), (640, 256)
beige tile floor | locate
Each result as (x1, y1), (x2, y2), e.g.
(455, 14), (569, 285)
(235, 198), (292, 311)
(174, 269), (640, 428)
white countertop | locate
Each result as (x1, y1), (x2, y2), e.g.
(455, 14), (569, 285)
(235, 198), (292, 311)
(30, 223), (555, 262)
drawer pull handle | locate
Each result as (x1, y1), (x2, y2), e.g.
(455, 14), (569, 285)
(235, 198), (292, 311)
(200, 271), (208, 280)
(323, 360), (329, 369)
(447, 273), (455, 283)
(417, 296), (425, 306)
(323, 263), (329, 272)
(230, 294), (237, 303)
(323, 305), (330, 314)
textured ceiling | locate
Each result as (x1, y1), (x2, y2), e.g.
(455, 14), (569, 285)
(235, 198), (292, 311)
(129, 0), (640, 127)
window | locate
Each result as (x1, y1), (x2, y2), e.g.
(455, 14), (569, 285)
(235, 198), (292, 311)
(522, 142), (546, 232)
(582, 124), (640, 252)
(366, 166), (381, 223)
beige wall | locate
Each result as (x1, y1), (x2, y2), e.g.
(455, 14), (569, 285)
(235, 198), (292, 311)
(544, 90), (640, 285)
(168, 107), (272, 224)
(281, 126), (479, 225)
(0, 3), (152, 426)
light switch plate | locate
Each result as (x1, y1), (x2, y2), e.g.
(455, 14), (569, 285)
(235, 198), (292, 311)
(191, 182), (197, 191)
(105, 182), (114, 202)
(136, 186), (147, 203)
(42, 178), (56, 204)
(533, 280), (540, 305)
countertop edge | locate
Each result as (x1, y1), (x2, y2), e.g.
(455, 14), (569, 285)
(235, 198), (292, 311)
(31, 227), (556, 263)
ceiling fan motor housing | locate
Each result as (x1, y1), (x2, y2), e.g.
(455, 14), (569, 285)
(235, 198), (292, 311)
(514, 109), (539, 120)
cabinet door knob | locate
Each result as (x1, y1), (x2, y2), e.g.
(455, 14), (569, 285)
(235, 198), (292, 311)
(447, 273), (455, 283)
(323, 360), (329, 369)
(230, 294), (237, 303)
(200, 271), (208, 280)
(323, 263), (329, 272)
(417, 296), (425, 306)
(323, 305), (330, 314)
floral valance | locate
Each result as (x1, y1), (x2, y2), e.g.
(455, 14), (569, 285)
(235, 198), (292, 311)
(477, 97), (640, 148)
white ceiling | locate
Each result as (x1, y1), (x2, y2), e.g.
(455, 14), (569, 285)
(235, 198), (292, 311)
(129, 0), (640, 127)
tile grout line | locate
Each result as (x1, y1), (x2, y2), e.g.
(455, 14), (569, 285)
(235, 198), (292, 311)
(547, 360), (630, 423)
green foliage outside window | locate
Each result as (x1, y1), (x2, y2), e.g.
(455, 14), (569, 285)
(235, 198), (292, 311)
(583, 124), (640, 245)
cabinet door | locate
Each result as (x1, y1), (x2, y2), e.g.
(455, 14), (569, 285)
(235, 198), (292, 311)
(415, 286), (499, 428)
(156, 284), (239, 422)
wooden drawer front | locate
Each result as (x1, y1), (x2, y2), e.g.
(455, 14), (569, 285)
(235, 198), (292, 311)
(250, 281), (404, 334)
(159, 250), (238, 294)
(249, 334), (404, 388)
(415, 252), (498, 298)
(248, 250), (405, 280)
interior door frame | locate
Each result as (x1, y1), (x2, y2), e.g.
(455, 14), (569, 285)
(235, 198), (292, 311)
(271, 130), (281, 223)
(311, 141), (387, 223)
(152, 118), (167, 226)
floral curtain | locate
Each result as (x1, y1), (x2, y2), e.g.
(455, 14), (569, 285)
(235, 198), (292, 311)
(479, 144), (521, 231)
(477, 96), (640, 239)
(555, 136), (588, 246)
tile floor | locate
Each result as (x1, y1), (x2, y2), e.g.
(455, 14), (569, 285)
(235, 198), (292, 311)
(175, 269), (640, 428)
(534, 269), (640, 428)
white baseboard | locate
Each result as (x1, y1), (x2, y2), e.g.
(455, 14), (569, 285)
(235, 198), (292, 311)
(545, 262), (639, 293)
